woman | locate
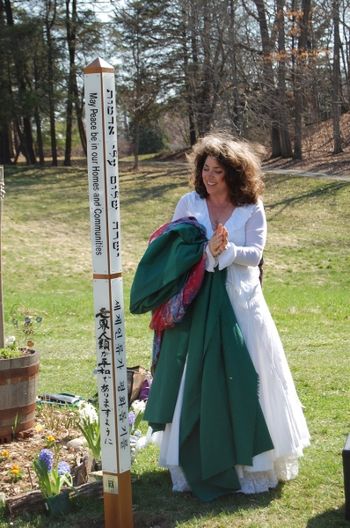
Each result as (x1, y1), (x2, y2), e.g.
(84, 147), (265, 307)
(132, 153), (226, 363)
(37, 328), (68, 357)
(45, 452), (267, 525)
(131, 132), (310, 500)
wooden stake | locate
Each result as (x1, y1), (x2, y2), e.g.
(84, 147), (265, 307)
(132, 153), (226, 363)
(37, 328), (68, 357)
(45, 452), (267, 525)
(84, 58), (133, 528)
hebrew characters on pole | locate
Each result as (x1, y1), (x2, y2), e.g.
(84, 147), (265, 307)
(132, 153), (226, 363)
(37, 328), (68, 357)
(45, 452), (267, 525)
(85, 58), (131, 480)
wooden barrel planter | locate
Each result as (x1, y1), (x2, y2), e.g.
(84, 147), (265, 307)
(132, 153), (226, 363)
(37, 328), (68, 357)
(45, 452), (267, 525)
(0, 350), (39, 443)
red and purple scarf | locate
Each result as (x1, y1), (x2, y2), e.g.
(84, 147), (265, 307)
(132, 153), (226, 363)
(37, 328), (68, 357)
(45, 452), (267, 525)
(148, 217), (207, 369)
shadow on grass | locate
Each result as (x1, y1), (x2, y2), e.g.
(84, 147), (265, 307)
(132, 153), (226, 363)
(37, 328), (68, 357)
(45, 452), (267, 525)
(306, 505), (349, 527)
(0, 496), (104, 528)
(3, 165), (86, 192)
(121, 180), (185, 206)
(119, 168), (188, 186)
(4, 164), (187, 203)
(0, 475), (281, 528)
(265, 179), (350, 218)
(132, 469), (283, 528)
(263, 155), (350, 176)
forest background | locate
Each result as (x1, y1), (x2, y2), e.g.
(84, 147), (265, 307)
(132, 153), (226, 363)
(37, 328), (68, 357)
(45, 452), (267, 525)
(0, 0), (349, 170)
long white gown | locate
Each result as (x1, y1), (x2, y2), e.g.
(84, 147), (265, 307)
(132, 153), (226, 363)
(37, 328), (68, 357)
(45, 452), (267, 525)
(157, 191), (310, 494)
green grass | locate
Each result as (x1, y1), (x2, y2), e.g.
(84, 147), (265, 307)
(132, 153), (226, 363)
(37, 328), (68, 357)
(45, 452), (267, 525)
(0, 162), (349, 527)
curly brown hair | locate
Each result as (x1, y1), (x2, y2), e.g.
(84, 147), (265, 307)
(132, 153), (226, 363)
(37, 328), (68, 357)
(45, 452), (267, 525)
(187, 132), (265, 205)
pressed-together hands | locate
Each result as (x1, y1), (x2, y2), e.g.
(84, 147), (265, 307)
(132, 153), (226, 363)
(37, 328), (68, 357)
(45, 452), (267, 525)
(208, 223), (229, 257)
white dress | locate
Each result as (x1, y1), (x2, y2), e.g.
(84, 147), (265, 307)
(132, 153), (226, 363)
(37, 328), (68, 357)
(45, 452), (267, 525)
(158, 191), (310, 494)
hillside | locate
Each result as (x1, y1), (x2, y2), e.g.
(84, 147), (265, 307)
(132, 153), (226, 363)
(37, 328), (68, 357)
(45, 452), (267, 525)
(263, 112), (350, 176)
(156, 112), (350, 178)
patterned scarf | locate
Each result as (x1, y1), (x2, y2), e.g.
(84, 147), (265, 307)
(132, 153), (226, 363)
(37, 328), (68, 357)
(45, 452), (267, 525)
(148, 217), (207, 370)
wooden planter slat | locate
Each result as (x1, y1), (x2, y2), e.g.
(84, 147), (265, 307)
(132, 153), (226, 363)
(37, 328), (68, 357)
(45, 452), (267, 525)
(0, 350), (39, 443)
(6, 481), (103, 516)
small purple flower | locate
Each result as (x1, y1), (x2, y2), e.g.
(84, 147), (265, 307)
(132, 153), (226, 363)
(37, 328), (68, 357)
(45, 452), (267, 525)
(128, 411), (136, 427)
(57, 461), (71, 476)
(139, 379), (152, 401)
(24, 316), (31, 325)
(38, 449), (54, 471)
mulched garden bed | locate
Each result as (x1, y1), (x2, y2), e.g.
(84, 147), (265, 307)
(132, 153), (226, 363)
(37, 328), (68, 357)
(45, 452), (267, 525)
(0, 404), (99, 516)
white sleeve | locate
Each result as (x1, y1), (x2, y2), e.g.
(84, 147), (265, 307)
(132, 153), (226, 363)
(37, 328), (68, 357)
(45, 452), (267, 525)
(218, 202), (266, 270)
(172, 195), (190, 221)
(172, 193), (218, 272)
(205, 244), (217, 272)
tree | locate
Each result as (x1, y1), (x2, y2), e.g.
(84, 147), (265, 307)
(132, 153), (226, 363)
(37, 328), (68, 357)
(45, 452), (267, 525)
(332, 0), (343, 153)
(251, 0), (282, 157)
(0, 0), (347, 164)
(276, 0), (293, 157)
(159, 0), (234, 144)
(293, 0), (312, 160)
(32, 27), (48, 164)
(3, 0), (37, 164)
(113, 0), (166, 169)
(0, 0), (13, 164)
(44, 0), (58, 165)
(64, 0), (78, 166)
(64, 0), (100, 164)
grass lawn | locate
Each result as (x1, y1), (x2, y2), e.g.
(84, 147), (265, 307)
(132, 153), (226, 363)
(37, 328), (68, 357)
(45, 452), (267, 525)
(0, 161), (349, 527)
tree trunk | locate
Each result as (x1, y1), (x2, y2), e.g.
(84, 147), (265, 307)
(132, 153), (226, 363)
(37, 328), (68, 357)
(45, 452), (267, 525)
(0, 129), (12, 165)
(33, 55), (44, 164)
(45, 0), (58, 166)
(23, 117), (36, 165)
(4, 0), (36, 165)
(64, 0), (77, 166)
(197, 2), (211, 136)
(74, 80), (87, 156)
(133, 121), (140, 171)
(332, 0), (342, 154)
(276, 0), (292, 157)
(229, 0), (243, 136)
(64, 85), (73, 166)
(189, 0), (199, 138)
(34, 109), (44, 165)
(293, 0), (311, 160)
(181, 4), (197, 145)
(188, 105), (197, 146)
(253, 0), (281, 158)
(0, 1), (12, 164)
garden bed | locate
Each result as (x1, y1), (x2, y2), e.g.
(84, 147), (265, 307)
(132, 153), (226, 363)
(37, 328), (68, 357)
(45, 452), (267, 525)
(0, 405), (86, 499)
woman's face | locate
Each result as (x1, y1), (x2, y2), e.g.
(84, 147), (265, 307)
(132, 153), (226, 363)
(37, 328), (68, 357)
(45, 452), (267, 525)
(201, 156), (228, 196)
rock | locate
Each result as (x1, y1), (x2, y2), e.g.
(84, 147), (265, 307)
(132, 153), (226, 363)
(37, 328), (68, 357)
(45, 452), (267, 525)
(88, 470), (103, 482)
(66, 436), (87, 451)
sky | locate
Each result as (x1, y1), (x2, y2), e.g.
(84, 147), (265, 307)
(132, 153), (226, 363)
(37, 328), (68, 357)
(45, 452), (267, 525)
(88, 0), (116, 22)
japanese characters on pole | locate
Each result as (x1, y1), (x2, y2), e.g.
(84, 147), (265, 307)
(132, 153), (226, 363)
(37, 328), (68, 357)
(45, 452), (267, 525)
(85, 58), (131, 477)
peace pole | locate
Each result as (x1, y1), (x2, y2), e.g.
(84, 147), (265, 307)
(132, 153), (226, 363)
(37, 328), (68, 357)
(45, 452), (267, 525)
(84, 57), (133, 528)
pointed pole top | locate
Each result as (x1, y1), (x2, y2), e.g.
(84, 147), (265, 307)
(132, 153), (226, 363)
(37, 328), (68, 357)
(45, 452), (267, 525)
(84, 57), (114, 74)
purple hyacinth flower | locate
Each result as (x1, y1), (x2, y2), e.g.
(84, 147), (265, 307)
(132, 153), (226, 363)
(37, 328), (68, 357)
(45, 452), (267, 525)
(57, 461), (71, 476)
(38, 449), (54, 471)
(139, 379), (152, 401)
(128, 411), (136, 427)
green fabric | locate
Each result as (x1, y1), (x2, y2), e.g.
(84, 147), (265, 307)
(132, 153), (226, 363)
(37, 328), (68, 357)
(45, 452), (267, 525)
(130, 222), (207, 315)
(130, 222), (274, 502)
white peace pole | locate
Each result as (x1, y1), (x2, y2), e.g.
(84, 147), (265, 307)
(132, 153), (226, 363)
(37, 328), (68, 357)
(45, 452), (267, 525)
(84, 58), (133, 528)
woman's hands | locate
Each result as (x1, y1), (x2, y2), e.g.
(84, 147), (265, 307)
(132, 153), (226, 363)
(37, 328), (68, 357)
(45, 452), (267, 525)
(208, 223), (228, 257)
